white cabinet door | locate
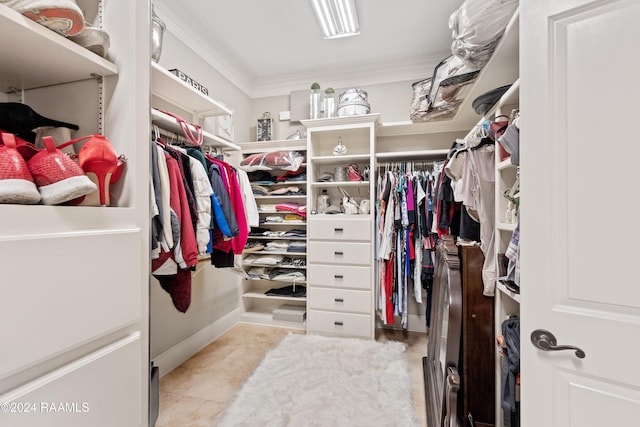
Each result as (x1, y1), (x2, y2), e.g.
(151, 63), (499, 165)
(521, 0), (640, 425)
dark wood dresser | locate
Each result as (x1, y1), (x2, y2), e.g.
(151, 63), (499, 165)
(424, 238), (495, 427)
(459, 245), (495, 427)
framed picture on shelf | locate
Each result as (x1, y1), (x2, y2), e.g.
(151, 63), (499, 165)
(257, 112), (273, 141)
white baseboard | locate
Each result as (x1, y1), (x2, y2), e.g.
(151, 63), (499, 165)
(152, 308), (240, 377)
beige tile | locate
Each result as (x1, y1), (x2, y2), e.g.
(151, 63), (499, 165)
(155, 391), (226, 427)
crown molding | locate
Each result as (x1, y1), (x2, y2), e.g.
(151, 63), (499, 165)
(152, 4), (255, 97)
(249, 53), (448, 98)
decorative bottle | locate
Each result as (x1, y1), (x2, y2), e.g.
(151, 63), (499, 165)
(317, 188), (329, 213)
(323, 87), (336, 118)
(310, 82), (322, 119)
(151, 7), (165, 63)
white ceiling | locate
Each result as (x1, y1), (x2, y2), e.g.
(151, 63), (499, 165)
(154, 0), (465, 98)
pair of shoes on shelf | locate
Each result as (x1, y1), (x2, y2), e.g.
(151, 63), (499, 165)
(1, 0), (85, 36)
(2, 0), (111, 57)
(0, 132), (95, 204)
(0, 132), (126, 206)
(69, 21), (110, 57)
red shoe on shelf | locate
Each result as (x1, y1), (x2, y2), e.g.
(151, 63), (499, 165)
(347, 163), (364, 181)
(0, 132), (41, 204)
(27, 135), (96, 205)
(59, 134), (125, 206)
(0, 128), (40, 161)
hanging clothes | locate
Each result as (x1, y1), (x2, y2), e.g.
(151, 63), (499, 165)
(375, 162), (439, 330)
(443, 136), (497, 296)
(236, 168), (259, 228)
(466, 143), (496, 295)
(149, 131), (248, 312)
(151, 140), (200, 313)
(445, 146), (481, 243)
(171, 145), (214, 255)
(206, 154), (248, 267)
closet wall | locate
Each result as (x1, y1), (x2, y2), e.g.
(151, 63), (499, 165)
(251, 80), (427, 142)
(149, 11), (252, 371)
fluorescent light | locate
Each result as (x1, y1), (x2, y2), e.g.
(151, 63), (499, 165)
(311, 0), (360, 39)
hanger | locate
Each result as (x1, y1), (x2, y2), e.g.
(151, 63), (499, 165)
(470, 136), (495, 150)
(152, 124), (161, 142)
(460, 123), (488, 149)
(447, 139), (466, 159)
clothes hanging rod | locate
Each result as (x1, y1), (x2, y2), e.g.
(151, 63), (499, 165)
(376, 159), (443, 167)
(152, 126), (229, 157)
(375, 148), (449, 160)
(154, 126), (195, 146)
(150, 108), (241, 151)
(377, 159), (444, 173)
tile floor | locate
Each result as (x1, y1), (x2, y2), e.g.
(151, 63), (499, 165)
(155, 323), (428, 427)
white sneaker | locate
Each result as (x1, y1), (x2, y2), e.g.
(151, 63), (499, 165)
(69, 22), (110, 57)
(1, 0), (84, 36)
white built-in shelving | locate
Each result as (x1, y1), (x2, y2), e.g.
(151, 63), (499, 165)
(151, 62), (240, 151)
(237, 139), (309, 330)
(150, 108), (240, 150)
(0, 4), (117, 91)
(0, 2), (149, 425)
(303, 115), (377, 340)
(490, 15), (521, 427)
(377, 10), (520, 137)
(151, 62), (231, 117)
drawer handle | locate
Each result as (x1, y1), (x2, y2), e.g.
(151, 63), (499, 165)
(334, 251), (344, 256)
(334, 298), (344, 303)
(334, 228), (344, 232)
(334, 321), (344, 326)
(334, 274), (344, 279)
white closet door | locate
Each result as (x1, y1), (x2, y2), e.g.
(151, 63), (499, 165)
(521, 0), (640, 426)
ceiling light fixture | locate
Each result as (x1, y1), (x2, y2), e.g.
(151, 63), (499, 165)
(311, 0), (360, 39)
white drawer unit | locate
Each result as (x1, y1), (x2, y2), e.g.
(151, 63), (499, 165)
(308, 241), (371, 266)
(308, 287), (371, 313)
(307, 310), (372, 339)
(304, 115), (377, 339)
(308, 217), (371, 241)
(308, 264), (371, 290)
(0, 333), (141, 427)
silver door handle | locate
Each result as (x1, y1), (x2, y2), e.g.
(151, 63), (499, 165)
(530, 329), (586, 359)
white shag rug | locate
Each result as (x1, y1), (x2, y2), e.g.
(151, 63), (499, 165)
(215, 333), (419, 427)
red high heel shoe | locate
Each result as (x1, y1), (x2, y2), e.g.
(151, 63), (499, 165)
(58, 134), (125, 206)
